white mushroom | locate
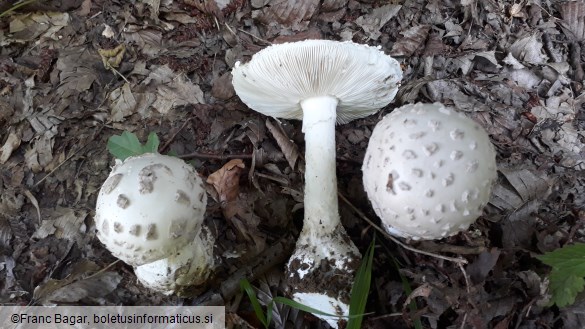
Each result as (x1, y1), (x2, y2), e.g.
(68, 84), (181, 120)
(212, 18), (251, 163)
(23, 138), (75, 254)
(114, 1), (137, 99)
(232, 39), (402, 327)
(134, 225), (215, 295)
(362, 103), (497, 240)
(95, 153), (214, 294)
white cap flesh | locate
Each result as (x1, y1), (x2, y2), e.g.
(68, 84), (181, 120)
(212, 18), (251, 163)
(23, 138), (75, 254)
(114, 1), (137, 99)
(362, 103), (497, 240)
(134, 225), (215, 295)
(232, 39), (402, 124)
(95, 153), (207, 266)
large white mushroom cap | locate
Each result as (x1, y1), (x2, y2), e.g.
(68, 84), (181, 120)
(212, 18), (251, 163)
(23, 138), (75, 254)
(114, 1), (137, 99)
(95, 153), (207, 266)
(362, 103), (497, 240)
(232, 39), (402, 123)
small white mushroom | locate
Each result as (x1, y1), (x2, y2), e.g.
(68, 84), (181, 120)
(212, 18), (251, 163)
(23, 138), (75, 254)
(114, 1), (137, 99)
(134, 225), (215, 295)
(95, 153), (214, 294)
(232, 39), (402, 327)
(362, 103), (497, 240)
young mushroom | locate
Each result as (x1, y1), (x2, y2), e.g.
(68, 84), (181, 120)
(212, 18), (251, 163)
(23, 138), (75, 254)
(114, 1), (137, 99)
(134, 225), (215, 295)
(362, 103), (497, 240)
(232, 39), (402, 327)
(95, 153), (215, 295)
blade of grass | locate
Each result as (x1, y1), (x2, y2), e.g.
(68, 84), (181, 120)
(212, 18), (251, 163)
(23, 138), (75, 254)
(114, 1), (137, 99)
(272, 296), (342, 317)
(0, 0), (37, 18)
(392, 256), (423, 329)
(240, 279), (270, 328)
(346, 236), (376, 329)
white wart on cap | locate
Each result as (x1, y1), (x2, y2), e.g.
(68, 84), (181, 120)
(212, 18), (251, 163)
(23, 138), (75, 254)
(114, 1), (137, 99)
(362, 103), (497, 240)
(95, 153), (207, 266)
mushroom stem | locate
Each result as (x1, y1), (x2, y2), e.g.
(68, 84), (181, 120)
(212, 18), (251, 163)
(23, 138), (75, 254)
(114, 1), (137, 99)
(301, 95), (340, 235)
(285, 96), (361, 328)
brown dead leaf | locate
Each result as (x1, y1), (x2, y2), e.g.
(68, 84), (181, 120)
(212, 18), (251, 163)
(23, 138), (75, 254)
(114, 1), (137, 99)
(509, 34), (547, 64)
(207, 159), (246, 218)
(389, 25), (431, 57)
(467, 249), (501, 284)
(265, 119), (299, 170)
(211, 72), (235, 100)
(355, 4), (402, 40)
(24, 132), (55, 173)
(109, 83), (137, 122)
(121, 26), (163, 58)
(7, 12), (70, 44)
(559, 1), (585, 40)
(321, 0), (348, 11)
(252, 0), (319, 30)
(97, 44), (126, 70)
(55, 47), (99, 98)
(33, 207), (87, 246)
(153, 74), (205, 114)
(184, 0), (224, 23)
(33, 260), (122, 306)
(0, 131), (21, 164)
(272, 28), (323, 44)
(403, 282), (432, 308)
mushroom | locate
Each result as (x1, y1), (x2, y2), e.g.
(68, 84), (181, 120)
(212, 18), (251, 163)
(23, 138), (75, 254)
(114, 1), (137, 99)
(134, 225), (215, 295)
(95, 153), (214, 294)
(362, 103), (497, 240)
(232, 39), (402, 326)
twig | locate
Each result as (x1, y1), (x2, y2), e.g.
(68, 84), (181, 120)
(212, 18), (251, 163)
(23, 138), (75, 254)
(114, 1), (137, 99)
(457, 262), (471, 294)
(109, 66), (130, 84)
(338, 192), (468, 265)
(178, 151), (253, 161)
(159, 118), (193, 154)
(237, 28), (272, 45)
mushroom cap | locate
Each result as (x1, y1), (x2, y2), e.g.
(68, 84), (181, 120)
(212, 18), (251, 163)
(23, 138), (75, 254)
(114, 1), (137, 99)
(232, 39), (402, 124)
(134, 225), (215, 295)
(362, 103), (497, 240)
(95, 153), (207, 266)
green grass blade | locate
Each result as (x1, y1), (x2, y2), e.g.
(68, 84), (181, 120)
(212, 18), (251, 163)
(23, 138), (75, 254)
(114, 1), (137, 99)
(272, 296), (341, 317)
(240, 279), (269, 328)
(346, 237), (376, 329)
(0, 0), (37, 18)
(392, 256), (423, 329)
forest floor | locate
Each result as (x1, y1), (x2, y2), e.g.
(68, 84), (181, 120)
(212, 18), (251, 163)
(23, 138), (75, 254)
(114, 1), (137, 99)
(1, 0), (585, 328)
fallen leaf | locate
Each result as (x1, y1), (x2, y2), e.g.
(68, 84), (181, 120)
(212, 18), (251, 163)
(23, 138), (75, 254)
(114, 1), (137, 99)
(97, 44), (126, 70)
(509, 34), (547, 64)
(32, 207), (87, 247)
(7, 12), (70, 44)
(252, 0), (319, 30)
(356, 4), (402, 40)
(207, 159), (246, 218)
(55, 47), (99, 98)
(109, 83), (137, 122)
(559, 1), (585, 40)
(265, 119), (299, 170)
(211, 72), (235, 100)
(467, 249), (501, 284)
(0, 131), (21, 164)
(33, 260), (122, 306)
(184, 0), (224, 22)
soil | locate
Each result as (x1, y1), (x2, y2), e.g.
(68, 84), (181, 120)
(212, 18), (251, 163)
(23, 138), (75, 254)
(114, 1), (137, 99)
(1, 0), (585, 328)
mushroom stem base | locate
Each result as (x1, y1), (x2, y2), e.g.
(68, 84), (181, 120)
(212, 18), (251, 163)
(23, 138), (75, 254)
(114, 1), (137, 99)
(286, 225), (361, 328)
